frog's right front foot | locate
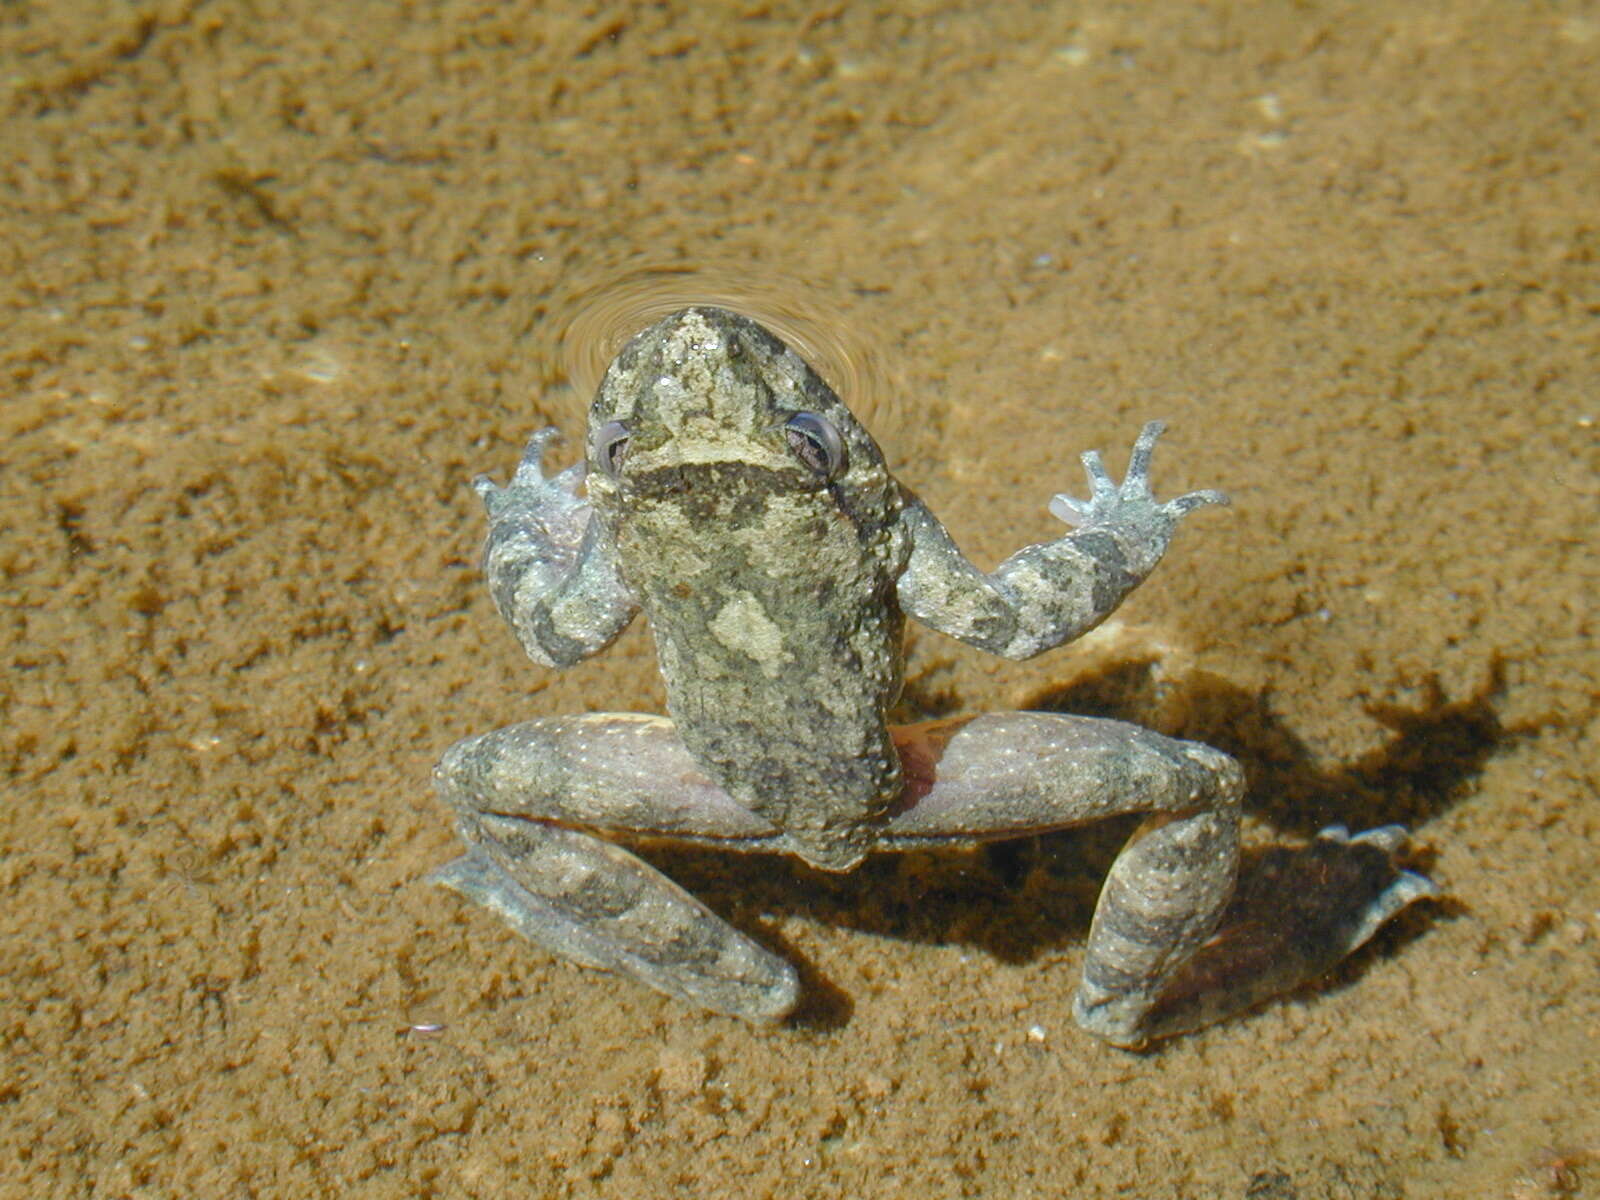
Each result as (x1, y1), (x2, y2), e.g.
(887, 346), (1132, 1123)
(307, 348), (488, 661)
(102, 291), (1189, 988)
(1047, 421), (1229, 578)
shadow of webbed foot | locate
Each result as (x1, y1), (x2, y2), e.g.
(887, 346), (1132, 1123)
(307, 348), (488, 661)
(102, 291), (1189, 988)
(1102, 824), (1438, 1048)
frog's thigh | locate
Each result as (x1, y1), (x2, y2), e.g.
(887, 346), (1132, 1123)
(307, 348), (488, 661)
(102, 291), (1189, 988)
(885, 713), (1243, 840)
(432, 714), (795, 1022)
(885, 713), (1245, 1047)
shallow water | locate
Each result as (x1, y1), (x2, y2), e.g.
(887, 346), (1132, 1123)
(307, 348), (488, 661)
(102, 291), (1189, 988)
(2, 3), (1596, 1196)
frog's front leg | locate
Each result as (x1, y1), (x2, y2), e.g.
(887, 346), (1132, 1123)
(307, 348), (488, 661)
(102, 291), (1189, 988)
(432, 714), (800, 1021)
(897, 421), (1228, 659)
(476, 428), (638, 668)
(882, 714), (1435, 1048)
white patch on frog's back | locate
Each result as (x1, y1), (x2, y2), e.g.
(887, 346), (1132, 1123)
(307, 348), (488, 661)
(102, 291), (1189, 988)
(708, 592), (791, 676)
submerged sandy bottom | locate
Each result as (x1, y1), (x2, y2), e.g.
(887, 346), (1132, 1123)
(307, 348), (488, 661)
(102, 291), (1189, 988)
(3, 3), (1596, 1196)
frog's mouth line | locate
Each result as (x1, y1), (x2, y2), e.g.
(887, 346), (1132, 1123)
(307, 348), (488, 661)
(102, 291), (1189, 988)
(614, 461), (895, 539)
(621, 458), (827, 500)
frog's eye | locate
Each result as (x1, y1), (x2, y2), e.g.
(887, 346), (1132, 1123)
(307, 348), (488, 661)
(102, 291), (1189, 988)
(591, 420), (631, 478)
(783, 412), (846, 481)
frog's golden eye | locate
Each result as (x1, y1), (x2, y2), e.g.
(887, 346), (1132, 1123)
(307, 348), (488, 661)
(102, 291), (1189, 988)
(783, 412), (846, 481)
(591, 420), (632, 478)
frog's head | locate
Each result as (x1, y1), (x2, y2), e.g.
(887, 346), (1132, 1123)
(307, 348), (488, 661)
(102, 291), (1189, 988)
(583, 306), (894, 523)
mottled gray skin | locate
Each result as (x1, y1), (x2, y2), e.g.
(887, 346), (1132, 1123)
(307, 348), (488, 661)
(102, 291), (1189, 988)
(434, 306), (1435, 1045)
(586, 314), (907, 871)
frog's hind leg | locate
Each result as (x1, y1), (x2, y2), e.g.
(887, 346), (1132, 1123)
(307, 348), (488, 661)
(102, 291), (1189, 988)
(883, 713), (1434, 1048)
(432, 713), (797, 1022)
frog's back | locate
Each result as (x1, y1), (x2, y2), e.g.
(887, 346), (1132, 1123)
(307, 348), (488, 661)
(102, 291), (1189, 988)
(585, 307), (908, 871)
(624, 467), (906, 870)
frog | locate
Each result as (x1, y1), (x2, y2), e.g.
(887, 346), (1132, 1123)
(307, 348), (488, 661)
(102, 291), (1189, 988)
(432, 305), (1435, 1047)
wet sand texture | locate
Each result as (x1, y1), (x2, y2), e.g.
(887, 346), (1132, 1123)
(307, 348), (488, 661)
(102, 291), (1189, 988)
(3, 4), (1596, 1197)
